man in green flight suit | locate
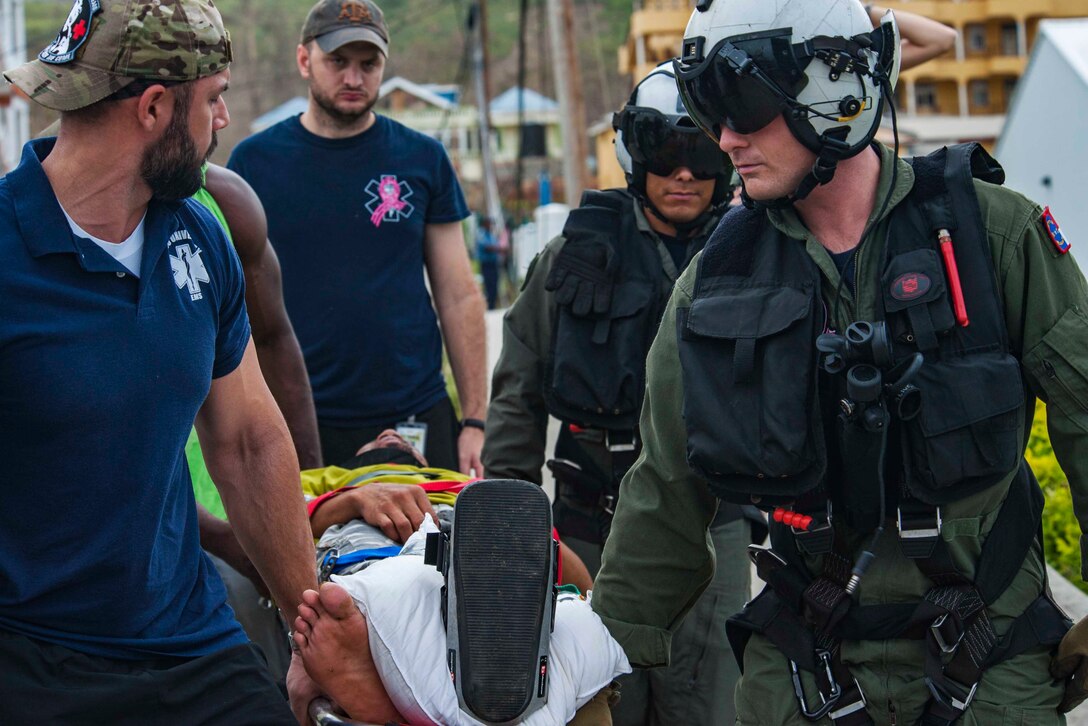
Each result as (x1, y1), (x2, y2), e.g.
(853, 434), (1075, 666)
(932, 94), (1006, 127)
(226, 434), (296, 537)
(484, 63), (755, 724)
(590, 1), (1088, 724)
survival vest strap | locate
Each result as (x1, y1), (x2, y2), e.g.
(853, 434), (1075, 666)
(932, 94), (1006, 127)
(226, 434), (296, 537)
(886, 143), (1023, 507)
(731, 463), (1070, 725)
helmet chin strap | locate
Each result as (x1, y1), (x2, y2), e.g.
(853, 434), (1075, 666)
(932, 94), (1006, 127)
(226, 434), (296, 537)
(742, 126), (853, 210)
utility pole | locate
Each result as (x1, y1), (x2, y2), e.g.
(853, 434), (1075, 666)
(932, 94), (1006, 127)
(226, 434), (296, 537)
(471, 0), (506, 239)
(546, 0), (588, 204)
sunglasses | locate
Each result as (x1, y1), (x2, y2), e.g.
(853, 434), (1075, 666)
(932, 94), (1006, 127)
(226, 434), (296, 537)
(615, 107), (732, 180)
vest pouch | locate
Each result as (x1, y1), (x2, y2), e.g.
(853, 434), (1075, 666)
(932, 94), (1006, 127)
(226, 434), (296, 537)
(678, 283), (825, 504)
(548, 280), (656, 429)
(902, 352), (1024, 504)
(882, 249), (955, 351)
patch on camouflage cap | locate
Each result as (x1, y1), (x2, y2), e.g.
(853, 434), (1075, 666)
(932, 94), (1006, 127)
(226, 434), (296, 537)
(2, 0), (232, 112)
(39, 0), (101, 65)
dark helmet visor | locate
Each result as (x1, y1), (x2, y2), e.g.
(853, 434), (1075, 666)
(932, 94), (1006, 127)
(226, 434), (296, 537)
(619, 107), (731, 180)
(674, 30), (808, 139)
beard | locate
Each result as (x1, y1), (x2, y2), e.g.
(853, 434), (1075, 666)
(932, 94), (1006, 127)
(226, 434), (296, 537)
(139, 86), (215, 201)
(310, 82), (376, 128)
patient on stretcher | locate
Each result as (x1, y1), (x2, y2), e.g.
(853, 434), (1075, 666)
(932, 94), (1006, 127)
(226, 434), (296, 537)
(293, 432), (630, 725)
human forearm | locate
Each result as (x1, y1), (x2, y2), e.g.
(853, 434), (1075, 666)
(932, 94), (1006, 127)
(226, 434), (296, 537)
(198, 502), (234, 557)
(205, 421), (317, 623)
(440, 290), (488, 419)
(198, 502), (270, 597)
(426, 221), (489, 474)
(560, 540), (594, 592)
(308, 492), (360, 538)
(868, 4), (957, 70)
(255, 333), (322, 469)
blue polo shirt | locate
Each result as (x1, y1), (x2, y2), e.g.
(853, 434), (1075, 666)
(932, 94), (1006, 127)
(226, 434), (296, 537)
(0, 140), (250, 659)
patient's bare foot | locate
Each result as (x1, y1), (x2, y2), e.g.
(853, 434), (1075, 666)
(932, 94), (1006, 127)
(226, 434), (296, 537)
(294, 582), (405, 724)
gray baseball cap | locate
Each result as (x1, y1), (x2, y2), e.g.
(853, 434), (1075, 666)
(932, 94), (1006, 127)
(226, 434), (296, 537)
(301, 0), (389, 56)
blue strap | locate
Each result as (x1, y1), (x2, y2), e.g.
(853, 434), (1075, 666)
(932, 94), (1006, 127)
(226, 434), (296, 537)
(331, 545), (403, 572)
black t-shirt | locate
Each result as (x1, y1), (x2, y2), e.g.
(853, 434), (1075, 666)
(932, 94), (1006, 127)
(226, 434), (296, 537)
(228, 115), (470, 425)
(829, 246), (858, 296)
(657, 232), (690, 272)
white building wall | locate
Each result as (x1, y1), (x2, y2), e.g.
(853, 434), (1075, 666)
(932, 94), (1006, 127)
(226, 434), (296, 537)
(996, 28), (1088, 277)
(1, 0), (30, 173)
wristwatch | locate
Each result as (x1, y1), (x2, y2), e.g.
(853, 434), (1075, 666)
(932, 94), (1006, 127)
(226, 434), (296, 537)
(461, 417), (486, 432)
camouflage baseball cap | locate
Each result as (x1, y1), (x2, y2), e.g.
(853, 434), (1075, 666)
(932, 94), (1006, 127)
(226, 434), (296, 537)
(301, 0), (389, 57)
(2, 0), (232, 112)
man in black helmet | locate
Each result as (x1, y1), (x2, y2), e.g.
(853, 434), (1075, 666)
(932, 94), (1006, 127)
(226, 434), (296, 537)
(483, 63), (755, 724)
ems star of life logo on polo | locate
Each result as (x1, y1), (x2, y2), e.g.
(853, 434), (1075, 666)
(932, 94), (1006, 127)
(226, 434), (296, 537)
(169, 231), (210, 301)
(364, 174), (416, 227)
(39, 0), (100, 65)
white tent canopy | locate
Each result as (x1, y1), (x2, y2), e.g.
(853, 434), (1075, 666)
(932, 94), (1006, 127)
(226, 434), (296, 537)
(996, 19), (1088, 276)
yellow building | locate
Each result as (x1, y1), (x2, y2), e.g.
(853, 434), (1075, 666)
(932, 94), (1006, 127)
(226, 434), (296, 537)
(617, 0), (690, 84)
(885, 0), (1088, 118)
(594, 0), (1088, 178)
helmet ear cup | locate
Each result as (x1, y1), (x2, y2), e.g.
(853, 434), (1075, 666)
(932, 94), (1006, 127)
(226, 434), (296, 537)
(630, 158), (647, 196)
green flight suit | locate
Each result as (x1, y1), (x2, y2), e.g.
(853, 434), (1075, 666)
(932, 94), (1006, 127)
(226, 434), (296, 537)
(590, 145), (1088, 724)
(484, 193), (751, 725)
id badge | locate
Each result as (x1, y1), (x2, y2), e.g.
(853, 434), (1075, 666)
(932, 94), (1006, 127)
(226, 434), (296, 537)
(396, 421), (428, 457)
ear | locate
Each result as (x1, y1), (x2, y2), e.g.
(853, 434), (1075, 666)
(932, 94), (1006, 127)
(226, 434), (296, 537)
(297, 43), (312, 79)
(135, 84), (172, 134)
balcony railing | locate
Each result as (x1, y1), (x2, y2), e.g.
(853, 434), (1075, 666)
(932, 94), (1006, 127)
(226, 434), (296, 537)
(639, 0), (689, 9)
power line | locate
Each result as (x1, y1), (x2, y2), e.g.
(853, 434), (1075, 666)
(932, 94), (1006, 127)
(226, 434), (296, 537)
(434, 3), (474, 139)
(581, 0), (615, 115)
(515, 0), (529, 219)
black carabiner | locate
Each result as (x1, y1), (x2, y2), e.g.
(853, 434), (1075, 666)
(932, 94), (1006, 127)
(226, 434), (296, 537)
(790, 650), (843, 722)
(318, 548), (340, 583)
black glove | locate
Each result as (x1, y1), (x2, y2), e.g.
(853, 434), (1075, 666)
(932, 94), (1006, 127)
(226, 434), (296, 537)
(1051, 615), (1088, 712)
(545, 233), (616, 317)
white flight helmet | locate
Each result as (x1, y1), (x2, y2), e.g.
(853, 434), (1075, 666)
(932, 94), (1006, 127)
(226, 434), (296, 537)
(674, 0), (900, 199)
(612, 62), (733, 210)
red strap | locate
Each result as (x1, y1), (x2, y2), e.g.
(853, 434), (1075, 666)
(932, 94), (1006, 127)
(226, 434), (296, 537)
(307, 486), (356, 518)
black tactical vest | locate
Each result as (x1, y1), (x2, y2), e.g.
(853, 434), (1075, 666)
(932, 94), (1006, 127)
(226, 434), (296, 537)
(543, 189), (681, 431)
(678, 144), (1024, 509)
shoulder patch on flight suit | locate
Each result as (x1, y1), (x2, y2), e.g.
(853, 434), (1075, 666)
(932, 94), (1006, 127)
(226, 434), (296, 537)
(1042, 207), (1071, 256)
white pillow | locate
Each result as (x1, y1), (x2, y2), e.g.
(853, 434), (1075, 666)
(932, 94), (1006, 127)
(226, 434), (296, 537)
(331, 516), (630, 725)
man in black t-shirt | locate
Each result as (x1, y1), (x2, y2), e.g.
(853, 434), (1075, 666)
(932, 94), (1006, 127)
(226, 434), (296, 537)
(229, 0), (487, 475)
